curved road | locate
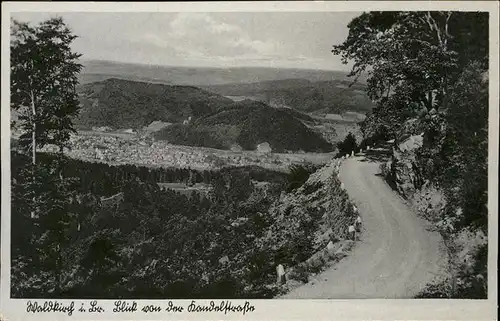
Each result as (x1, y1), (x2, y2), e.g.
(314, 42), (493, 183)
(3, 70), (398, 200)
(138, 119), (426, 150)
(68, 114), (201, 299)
(281, 155), (445, 299)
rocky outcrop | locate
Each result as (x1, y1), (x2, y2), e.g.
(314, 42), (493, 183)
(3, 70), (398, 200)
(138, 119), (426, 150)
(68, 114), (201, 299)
(382, 133), (425, 198)
(380, 118), (487, 298)
(266, 161), (356, 249)
(256, 142), (272, 154)
(260, 160), (359, 291)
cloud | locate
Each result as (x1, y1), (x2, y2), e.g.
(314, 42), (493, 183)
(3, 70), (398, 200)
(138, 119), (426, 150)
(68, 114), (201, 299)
(139, 13), (284, 62)
(12, 12), (358, 70)
(170, 13), (240, 36)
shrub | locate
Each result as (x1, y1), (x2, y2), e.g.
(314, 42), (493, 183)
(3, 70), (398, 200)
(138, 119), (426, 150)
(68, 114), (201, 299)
(336, 132), (358, 156)
(286, 163), (321, 192)
(287, 265), (309, 284)
(303, 181), (323, 195)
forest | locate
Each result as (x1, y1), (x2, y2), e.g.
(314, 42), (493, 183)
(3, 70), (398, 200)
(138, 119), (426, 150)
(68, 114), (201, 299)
(154, 100), (334, 152)
(76, 78), (236, 129)
(202, 79), (374, 114)
(9, 17), (343, 299)
(9, 11), (491, 300)
(334, 11), (489, 298)
(11, 150), (330, 298)
(11, 152), (288, 198)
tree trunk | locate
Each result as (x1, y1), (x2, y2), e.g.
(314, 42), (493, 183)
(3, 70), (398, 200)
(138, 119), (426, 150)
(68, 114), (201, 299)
(30, 90), (36, 219)
(55, 243), (61, 295)
(30, 90), (36, 165)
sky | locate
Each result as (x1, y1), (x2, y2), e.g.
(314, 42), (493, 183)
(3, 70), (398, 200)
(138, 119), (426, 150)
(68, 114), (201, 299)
(11, 12), (361, 70)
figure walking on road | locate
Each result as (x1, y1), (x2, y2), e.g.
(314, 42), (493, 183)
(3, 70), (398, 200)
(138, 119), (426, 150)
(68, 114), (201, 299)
(348, 225), (356, 241)
(354, 216), (362, 240)
(355, 215), (362, 232)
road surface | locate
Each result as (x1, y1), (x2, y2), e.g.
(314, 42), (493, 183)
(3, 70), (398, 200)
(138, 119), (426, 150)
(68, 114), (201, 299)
(281, 155), (445, 299)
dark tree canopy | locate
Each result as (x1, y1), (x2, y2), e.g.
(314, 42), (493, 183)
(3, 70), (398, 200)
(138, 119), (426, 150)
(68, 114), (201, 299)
(11, 17), (82, 160)
(333, 11), (488, 298)
(333, 11), (488, 138)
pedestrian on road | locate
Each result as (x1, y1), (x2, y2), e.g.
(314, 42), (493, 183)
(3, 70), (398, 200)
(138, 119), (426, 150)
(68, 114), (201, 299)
(355, 215), (362, 233)
(348, 225), (356, 241)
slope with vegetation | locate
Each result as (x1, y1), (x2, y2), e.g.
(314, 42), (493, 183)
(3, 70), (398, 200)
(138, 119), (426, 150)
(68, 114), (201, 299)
(154, 100), (334, 153)
(203, 78), (374, 114)
(76, 78), (235, 129)
(9, 16), (357, 299)
(335, 11), (489, 298)
(11, 151), (356, 299)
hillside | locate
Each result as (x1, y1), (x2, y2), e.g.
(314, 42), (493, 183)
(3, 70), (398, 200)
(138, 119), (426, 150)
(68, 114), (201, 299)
(202, 79), (374, 114)
(76, 78), (235, 129)
(79, 59), (364, 86)
(154, 100), (334, 153)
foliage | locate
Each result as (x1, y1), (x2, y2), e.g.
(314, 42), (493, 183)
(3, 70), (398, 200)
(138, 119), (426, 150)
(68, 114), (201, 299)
(155, 101), (334, 152)
(11, 17), (82, 156)
(11, 158), (80, 296)
(11, 152), (318, 299)
(76, 78), (235, 129)
(418, 62), (488, 231)
(276, 108), (314, 122)
(286, 163), (322, 192)
(10, 16), (84, 296)
(333, 11), (488, 298)
(336, 132), (358, 156)
(334, 11), (488, 140)
(203, 79), (374, 114)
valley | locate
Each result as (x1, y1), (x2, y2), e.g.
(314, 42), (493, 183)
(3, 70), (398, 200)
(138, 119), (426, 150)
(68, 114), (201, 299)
(7, 10), (491, 306)
(39, 130), (335, 172)
(56, 67), (369, 174)
(10, 61), (374, 299)
(10, 54), (378, 300)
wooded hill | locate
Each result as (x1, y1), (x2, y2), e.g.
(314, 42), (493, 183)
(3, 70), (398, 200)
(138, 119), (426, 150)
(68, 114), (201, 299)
(154, 100), (334, 153)
(75, 78), (235, 129)
(202, 78), (374, 114)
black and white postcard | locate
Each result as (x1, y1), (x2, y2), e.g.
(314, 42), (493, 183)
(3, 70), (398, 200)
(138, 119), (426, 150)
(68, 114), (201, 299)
(1, 1), (498, 320)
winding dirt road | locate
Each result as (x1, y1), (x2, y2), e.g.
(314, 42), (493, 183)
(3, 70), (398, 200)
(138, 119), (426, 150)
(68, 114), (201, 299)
(281, 155), (445, 299)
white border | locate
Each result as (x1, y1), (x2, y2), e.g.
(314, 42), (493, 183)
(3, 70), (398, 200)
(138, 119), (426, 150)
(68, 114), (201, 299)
(1, 2), (498, 321)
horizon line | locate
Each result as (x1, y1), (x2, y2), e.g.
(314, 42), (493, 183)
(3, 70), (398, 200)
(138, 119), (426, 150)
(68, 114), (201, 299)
(79, 58), (353, 73)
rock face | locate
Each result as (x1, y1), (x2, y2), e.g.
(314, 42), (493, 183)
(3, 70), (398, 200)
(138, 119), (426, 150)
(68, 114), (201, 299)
(256, 142), (272, 154)
(263, 160), (357, 259)
(383, 133), (425, 198)
(230, 144), (243, 152)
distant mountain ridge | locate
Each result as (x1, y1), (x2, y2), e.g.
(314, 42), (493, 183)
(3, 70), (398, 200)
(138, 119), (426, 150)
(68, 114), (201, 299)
(79, 59), (365, 87)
